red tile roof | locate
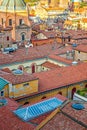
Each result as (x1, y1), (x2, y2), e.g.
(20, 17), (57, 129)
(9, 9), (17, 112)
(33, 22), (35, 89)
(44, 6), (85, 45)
(39, 30), (58, 38)
(0, 44), (73, 66)
(40, 100), (87, 130)
(34, 62), (87, 93)
(62, 102), (87, 126)
(49, 54), (72, 65)
(74, 44), (87, 53)
(0, 106), (35, 130)
(0, 70), (38, 85)
(41, 61), (60, 69)
(0, 43), (61, 65)
(0, 98), (35, 130)
(41, 112), (86, 130)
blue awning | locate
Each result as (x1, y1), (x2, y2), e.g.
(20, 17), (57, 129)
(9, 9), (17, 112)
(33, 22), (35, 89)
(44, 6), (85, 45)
(0, 77), (9, 91)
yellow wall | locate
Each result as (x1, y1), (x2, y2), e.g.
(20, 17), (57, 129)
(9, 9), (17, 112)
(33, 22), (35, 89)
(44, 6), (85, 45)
(4, 84), (9, 97)
(17, 81), (87, 105)
(10, 79), (38, 98)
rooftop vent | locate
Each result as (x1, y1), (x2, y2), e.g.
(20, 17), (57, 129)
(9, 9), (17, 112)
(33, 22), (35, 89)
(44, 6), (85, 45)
(13, 69), (23, 75)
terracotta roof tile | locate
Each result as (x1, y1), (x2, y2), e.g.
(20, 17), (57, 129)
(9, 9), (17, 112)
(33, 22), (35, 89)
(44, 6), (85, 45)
(0, 107), (35, 130)
(41, 112), (86, 130)
(41, 61), (60, 69)
(0, 43), (61, 65)
(34, 62), (87, 93)
(0, 98), (35, 130)
(0, 70), (38, 85)
(62, 102), (87, 126)
(49, 54), (72, 65)
(74, 44), (87, 53)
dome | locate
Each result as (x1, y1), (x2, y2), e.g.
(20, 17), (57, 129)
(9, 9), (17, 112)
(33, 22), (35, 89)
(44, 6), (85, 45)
(0, 0), (26, 12)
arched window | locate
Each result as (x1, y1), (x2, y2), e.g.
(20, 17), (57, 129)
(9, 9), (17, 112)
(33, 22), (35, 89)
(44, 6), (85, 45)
(7, 36), (9, 41)
(85, 84), (87, 88)
(24, 102), (29, 105)
(32, 64), (35, 73)
(22, 34), (25, 41)
(72, 87), (76, 99)
(58, 91), (62, 95)
(21, 32), (26, 41)
(31, 63), (36, 73)
(41, 96), (46, 99)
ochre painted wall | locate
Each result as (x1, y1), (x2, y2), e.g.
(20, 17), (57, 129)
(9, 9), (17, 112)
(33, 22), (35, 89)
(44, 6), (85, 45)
(9, 79), (38, 98)
(17, 81), (87, 105)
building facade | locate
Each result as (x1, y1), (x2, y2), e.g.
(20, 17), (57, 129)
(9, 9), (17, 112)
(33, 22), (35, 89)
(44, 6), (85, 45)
(0, 0), (31, 46)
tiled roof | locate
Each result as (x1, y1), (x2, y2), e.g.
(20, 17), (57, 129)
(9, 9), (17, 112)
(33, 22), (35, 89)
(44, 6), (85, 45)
(0, 98), (35, 129)
(41, 61), (60, 69)
(41, 111), (85, 130)
(62, 102), (87, 126)
(40, 100), (87, 130)
(0, 95), (66, 130)
(49, 54), (72, 65)
(0, 43), (73, 66)
(34, 62), (87, 93)
(0, 43), (61, 66)
(0, 70), (38, 85)
(39, 30), (58, 38)
(0, 106), (35, 130)
(74, 44), (87, 53)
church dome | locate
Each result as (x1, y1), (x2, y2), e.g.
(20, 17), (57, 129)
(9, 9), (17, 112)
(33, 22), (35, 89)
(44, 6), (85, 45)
(0, 0), (26, 12)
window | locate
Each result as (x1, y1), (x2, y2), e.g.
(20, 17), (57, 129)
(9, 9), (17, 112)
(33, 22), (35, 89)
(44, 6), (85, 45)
(1, 18), (3, 25)
(0, 91), (4, 96)
(68, 36), (71, 42)
(23, 83), (29, 87)
(7, 36), (9, 41)
(19, 19), (22, 25)
(48, 0), (51, 4)
(41, 96), (46, 99)
(78, 51), (80, 53)
(21, 34), (25, 41)
(9, 19), (12, 26)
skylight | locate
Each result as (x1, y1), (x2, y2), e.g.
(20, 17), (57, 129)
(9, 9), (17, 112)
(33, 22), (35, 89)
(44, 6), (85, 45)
(14, 97), (63, 122)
